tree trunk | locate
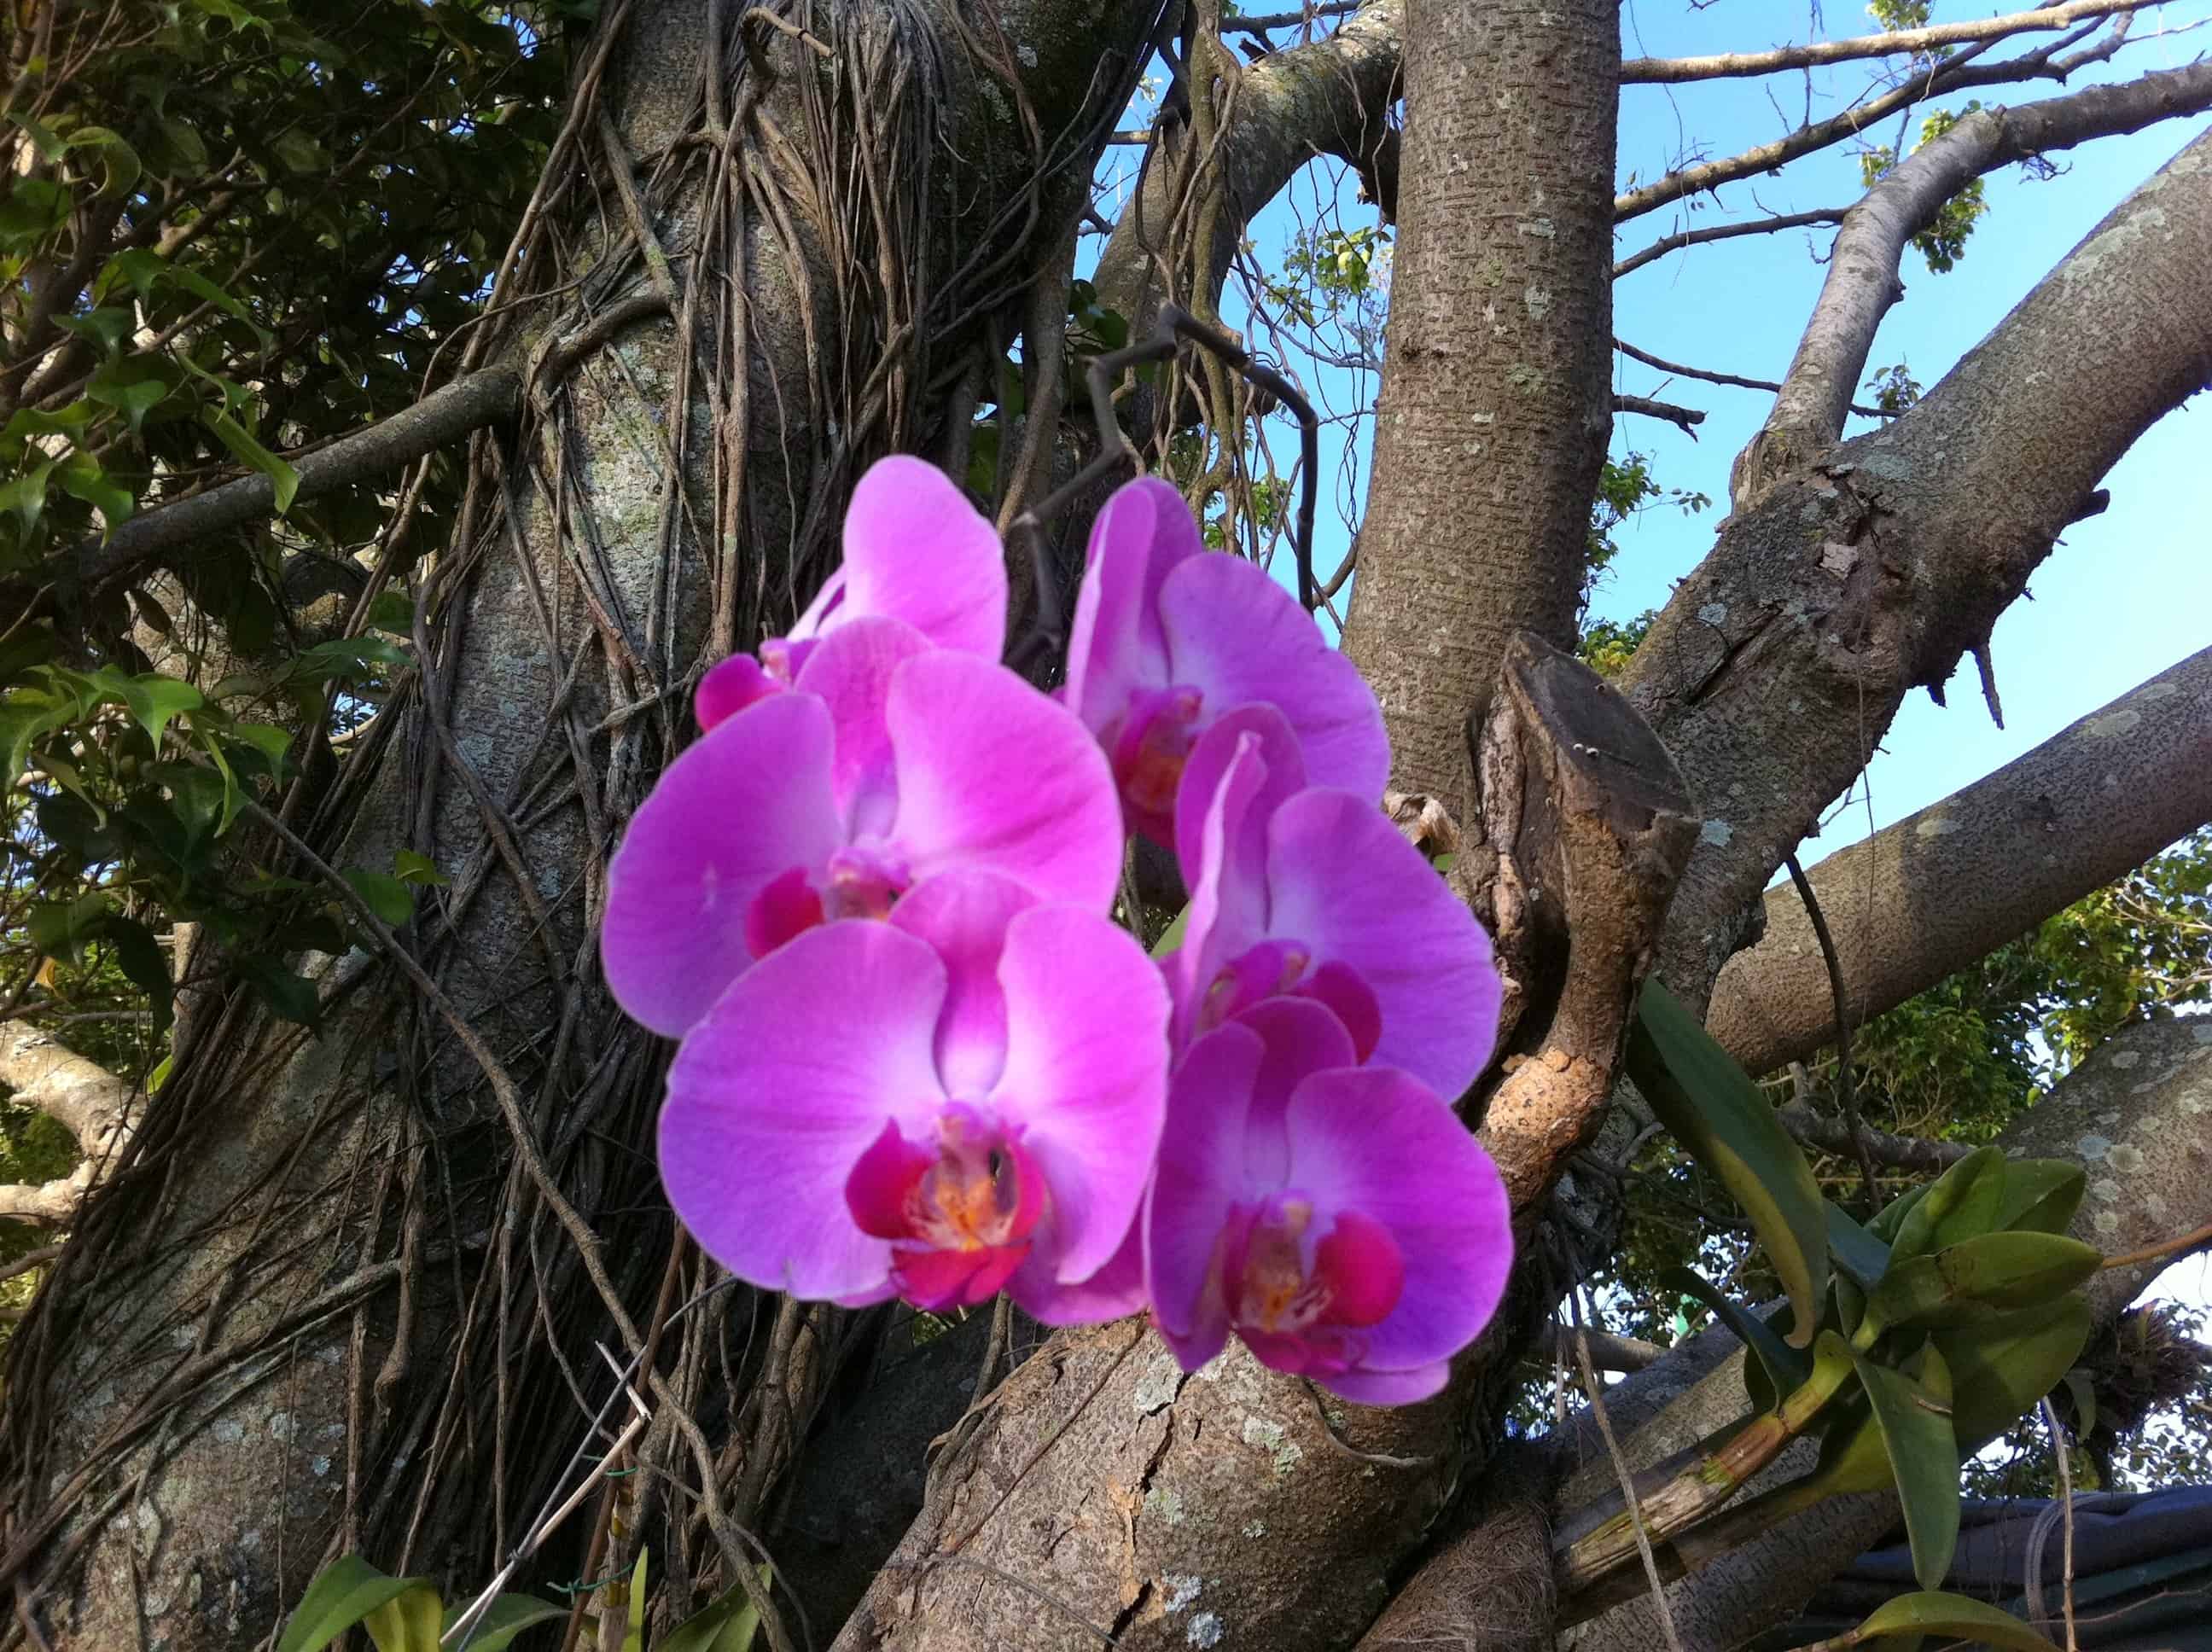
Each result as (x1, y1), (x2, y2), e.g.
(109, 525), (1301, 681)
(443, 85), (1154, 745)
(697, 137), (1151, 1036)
(0, 2), (1159, 1644)
(1338, 0), (1620, 818)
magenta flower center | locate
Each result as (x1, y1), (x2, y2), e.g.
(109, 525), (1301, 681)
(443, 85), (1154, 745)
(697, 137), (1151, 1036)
(846, 1106), (1049, 1310)
(1110, 684), (1204, 821)
(1221, 1195), (1404, 1342)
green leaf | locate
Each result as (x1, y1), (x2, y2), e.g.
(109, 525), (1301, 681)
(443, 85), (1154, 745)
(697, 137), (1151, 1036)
(394, 849), (449, 887)
(240, 955), (321, 1027)
(1935, 1295), (2093, 1456)
(439, 1593), (566, 1652)
(1842, 1591), (2062, 1652)
(1865, 1231), (2102, 1335)
(366, 590), (416, 636)
(1150, 903), (1189, 959)
(1844, 1339), (1959, 1590)
(1627, 980), (1828, 1346)
(620, 1547), (649, 1652)
(362, 1579), (443, 1652)
(275, 1556), (439, 1652)
(660, 1568), (774, 1652)
(1869, 1180), (1931, 1244)
(206, 410), (299, 513)
(0, 460), (59, 541)
(58, 451), (135, 535)
(1826, 1201), (1892, 1289)
(1667, 1266), (1810, 1404)
(225, 722), (295, 771)
(29, 892), (113, 962)
(88, 357), (180, 436)
(99, 915), (173, 1037)
(1992, 1159), (2086, 1236)
(343, 870), (414, 928)
(1889, 1144), (2006, 1265)
(114, 672), (202, 746)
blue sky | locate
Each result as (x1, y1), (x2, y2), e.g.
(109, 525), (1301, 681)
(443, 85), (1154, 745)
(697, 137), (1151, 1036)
(1097, 3), (2212, 861)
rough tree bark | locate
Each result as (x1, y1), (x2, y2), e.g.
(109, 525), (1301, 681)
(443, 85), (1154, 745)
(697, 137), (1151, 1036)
(1338, 0), (1620, 817)
(1709, 643), (2212, 1077)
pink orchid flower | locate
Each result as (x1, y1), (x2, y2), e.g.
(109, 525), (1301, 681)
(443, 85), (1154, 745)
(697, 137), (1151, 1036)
(1167, 704), (1504, 1100)
(695, 454), (1009, 730)
(1145, 998), (1513, 1404)
(1062, 477), (1388, 843)
(601, 620), (1122, 1037)
(657, 870), (1169, 1317)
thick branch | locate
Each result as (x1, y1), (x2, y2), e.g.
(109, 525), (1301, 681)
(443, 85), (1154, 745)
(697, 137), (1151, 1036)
(1614, 393), (1704, 435)
(1709, 645), (2212, 1077)
(72, 366), (522, 588)
(1743, 56), (2212, 506)
(0, 1168), (96, 1227)
(1091, 0), (1404, 330)
(1621, 1), (2159, 84)
(0, 1026), (133, 1155)
(1620, 125), (2212, 1003)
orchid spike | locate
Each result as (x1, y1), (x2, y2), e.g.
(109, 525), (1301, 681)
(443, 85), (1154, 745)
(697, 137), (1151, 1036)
(602, 622), (1122, 1037)
(1062, 477), (1388, 843)
(695, 455), (1008, 730)
(659, 870), (1170, 1317)
(1167, 704), (1504, 1100)
(1145, 998), (1513, 1404)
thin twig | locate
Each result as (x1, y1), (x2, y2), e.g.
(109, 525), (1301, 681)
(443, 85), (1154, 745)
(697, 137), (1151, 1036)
(1784, 852), (1881, 1212)
(1570, 1319), (1688, 1652)
(2041, 1398), (2080, 1652)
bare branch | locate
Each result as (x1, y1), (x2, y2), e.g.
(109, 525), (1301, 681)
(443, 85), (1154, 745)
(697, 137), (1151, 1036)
(1615, 208), (1847, 282)
(1708, 645), (2212, 1079)
(1621, 1), (2161, 84)
(0, 1170), (96, 1228)
(1615, 393), (1706, 436)
(68, 366), (522, 590)
(1615, 339), (1885, 419)
(1741, 56), (2212, 506)
(1773, 1102), (1973, 1173)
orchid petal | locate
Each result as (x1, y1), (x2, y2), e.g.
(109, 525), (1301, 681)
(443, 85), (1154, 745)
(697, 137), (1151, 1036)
(1285, 1066), (1512, 1374)
(886, 652), (1122, 911)
(1167, 726), (1275, 1050)
(839, 454), (1008, 659)
(1316, 1362), (1451, 1406)
(1172, 704), (1305, 913)
(602, 692), (841, 1037)
(696, 654), (781, 731)
(992, 905), (1170, 1283)
(1265, 788), (1504, 1098)
(889, 870), (1033, 1097)
(1018, 1217), (1148, 1325)
(1146, 1021), (1263, 1347)
(1156, 550), (1388, 800)
(794, 615), (932, 835)
(1063, 478), (1197, 735)
(660, 921), (950, 1300)
(1234, 996), (1359, 1185)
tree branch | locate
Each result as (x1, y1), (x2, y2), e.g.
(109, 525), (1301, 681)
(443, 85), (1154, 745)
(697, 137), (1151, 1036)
(1615, 393), (1705, 436)
(1773, 1102), (1972, 1173)
(1615, 208), (1848, 282)
(1740, 55), (2212, 508)
(1615, 340), (1884, 420)
(68, 366), (522, 590)
(1620, 1), (2161, 84)
(0, 1027), (133, 1230)
(1707, 644), (2212, 1079)
(1619, 125), (2212, 1004)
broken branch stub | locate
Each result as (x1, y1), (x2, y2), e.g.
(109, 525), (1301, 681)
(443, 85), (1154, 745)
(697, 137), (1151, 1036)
(1462, 632), (1700, 1218)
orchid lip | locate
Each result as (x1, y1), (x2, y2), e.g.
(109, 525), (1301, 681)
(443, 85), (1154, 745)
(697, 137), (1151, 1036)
(845, 1104), (1051, 1310)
